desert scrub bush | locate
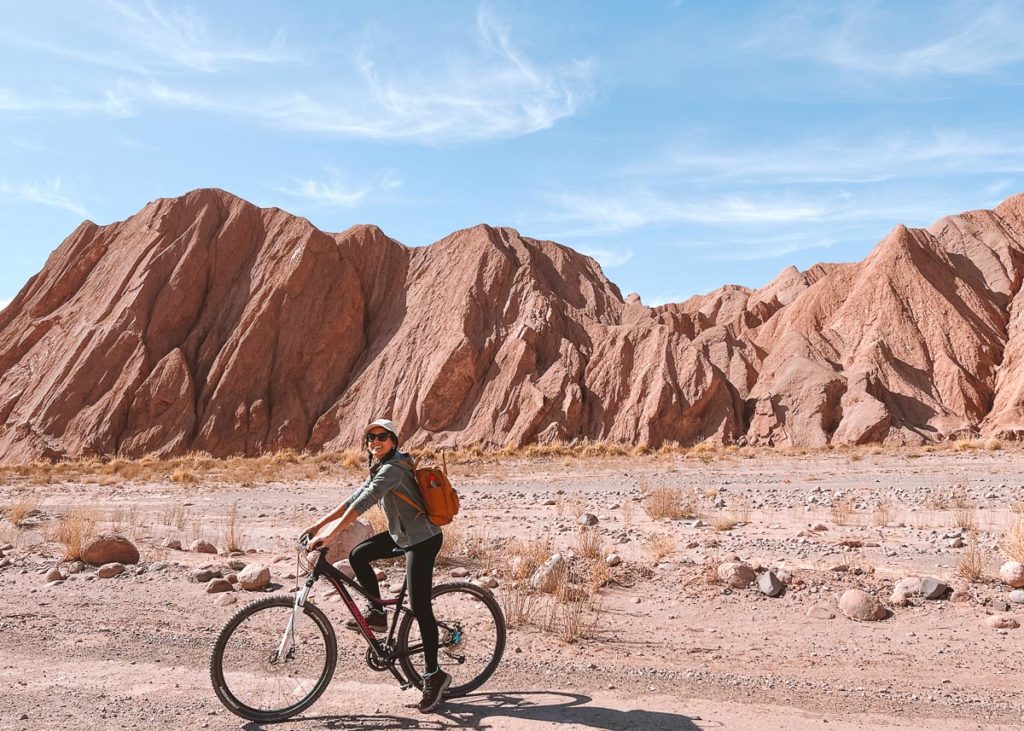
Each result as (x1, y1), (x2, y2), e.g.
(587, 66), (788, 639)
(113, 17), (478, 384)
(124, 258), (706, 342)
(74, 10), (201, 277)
(50, 509), (98, 561)
(874, 497), (894, 527)
(500, 578), (538, 628)
(4, 498), (38, 528)
(171, 468), (198, 484)
(160, 502), (190, 531)
(711, 513), (738, 532)
(556, 492), (586, 519)
(504, 535), (553, 580)
(109, 503), (142, 542)
(641, 532), (677, 562)
(925, 488), (949, 510)
(830, 497), (853, 526)
(221, 501), (247, 553)
(951, 489), (977, 532)
(731, 495), (752, 523)
(1000, 517), (1024, 563)
(955, 532), (986, 583)
(620, 499), (635, 525)
(573, 527), (604, 560)
(643, 486), (696, 520)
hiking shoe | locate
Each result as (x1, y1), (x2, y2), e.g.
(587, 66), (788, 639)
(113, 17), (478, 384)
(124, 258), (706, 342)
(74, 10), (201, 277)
(417, 669), (452, 713)
(345, 607), (387, 633)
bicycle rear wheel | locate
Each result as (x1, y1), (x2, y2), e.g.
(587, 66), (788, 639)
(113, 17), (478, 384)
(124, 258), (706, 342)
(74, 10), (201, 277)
(397, 582), (506, 696)
(210, 594), (336, 723)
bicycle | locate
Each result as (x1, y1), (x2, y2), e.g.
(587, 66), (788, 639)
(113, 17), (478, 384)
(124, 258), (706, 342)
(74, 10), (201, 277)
(209, 534), (506, 723)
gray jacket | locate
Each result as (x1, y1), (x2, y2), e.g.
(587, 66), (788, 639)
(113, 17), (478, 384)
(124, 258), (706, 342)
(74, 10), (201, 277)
(343, 450), (442, 548)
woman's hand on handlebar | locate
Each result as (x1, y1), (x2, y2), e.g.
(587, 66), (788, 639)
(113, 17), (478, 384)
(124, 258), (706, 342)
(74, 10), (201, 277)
(300, 531), (326, 552)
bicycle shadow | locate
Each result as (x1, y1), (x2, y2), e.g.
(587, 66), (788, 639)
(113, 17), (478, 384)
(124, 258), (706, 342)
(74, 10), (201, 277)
(260, 690), (706, 730)
(438, 690), (704, 730)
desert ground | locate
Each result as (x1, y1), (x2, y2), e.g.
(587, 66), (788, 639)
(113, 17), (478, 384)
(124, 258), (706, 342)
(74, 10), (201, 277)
(2, 443), (1024, 730)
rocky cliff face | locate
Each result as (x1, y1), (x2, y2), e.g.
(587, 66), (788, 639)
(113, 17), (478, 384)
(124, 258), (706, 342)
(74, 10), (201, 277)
(1, 188), (1022, 461)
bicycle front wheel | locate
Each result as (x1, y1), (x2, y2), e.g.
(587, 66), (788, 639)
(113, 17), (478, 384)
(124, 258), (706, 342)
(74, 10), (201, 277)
(210, 594), (337, 723)
(397, 581), (506, 696)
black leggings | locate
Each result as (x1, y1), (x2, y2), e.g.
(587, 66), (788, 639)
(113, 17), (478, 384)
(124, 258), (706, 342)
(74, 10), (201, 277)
(349, 531), (443, 673)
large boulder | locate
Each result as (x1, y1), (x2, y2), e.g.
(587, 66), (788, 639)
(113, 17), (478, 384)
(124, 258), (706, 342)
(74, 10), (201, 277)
(530, 553), (567, 594)
(81, 534), (139, 566)
(237, 563), (270, 591)
(190, 540), (218, 554)
(999, 561), (1024, 588)
(324, 520), (373, 564)
(839, 589), (887, 621)
(717, 562), (756, 589)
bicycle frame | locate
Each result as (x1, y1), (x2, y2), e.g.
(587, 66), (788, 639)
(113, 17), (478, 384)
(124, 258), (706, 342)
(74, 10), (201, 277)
(289, 548), (421, 689)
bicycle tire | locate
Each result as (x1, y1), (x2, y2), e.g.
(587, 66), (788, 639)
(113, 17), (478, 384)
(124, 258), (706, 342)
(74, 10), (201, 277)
(210, 594), (337, 723)
(396, 581), (506, 696)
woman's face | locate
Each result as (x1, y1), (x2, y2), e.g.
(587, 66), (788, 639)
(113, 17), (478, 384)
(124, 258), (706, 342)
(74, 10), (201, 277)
(365, 429), (395, 460)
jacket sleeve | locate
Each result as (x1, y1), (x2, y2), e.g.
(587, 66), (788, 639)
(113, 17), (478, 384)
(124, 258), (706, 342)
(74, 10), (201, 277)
(346, 464), (406, 516)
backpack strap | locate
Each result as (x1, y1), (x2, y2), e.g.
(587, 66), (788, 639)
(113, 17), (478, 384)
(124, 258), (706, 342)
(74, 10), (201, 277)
(393, 457), (427, 515)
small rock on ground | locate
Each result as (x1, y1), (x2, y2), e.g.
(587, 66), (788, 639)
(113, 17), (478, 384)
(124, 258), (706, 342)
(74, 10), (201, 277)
(97, 562), (126, 579)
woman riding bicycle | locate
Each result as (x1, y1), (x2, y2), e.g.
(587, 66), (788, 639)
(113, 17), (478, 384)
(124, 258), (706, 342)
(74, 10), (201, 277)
(304, 418), (450, 713)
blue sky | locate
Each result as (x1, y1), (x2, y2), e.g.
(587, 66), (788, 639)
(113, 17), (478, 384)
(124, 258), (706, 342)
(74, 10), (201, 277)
(2, 1), (1023, 309)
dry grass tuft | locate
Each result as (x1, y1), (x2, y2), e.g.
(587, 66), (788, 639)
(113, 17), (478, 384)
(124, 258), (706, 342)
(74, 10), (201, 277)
(830, 497), (853, 526)
(955, 532), (986, 583)
(504, 536), (553, 580)
(952, 504), (978, 533)
(643, 486), (696, 520)
(1000, 517), (1024, 563)
(573, 527), (604, 560)
(924, 488), (949, 510)
(731, 496), (752, 524)
(221, 501), (246, 553)
(50, 509), (98, 561)
(4, 498), (38, 528)
(620, 499), (635, 526)
(171, 468), (198, 484)
(109, 503), (143, 542)
(711, 513), (738, 532)
(874, 497), (894, 527)
(641, 532), (677, 562)
(160, 502), (190, 531)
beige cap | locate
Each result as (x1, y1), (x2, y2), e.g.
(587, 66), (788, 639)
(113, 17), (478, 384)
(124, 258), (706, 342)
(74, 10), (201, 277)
(363, 418), (399, 441)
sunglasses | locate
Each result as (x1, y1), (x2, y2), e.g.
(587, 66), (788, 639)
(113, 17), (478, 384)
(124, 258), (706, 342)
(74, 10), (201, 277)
(365, 432), (392, 443)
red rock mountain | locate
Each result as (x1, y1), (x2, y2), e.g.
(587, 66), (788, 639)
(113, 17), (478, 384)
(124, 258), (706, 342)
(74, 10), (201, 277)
(1, 188), (1022, 461)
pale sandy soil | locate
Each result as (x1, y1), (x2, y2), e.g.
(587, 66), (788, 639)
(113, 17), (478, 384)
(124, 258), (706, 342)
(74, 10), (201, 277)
(2, 449), (1023, 730)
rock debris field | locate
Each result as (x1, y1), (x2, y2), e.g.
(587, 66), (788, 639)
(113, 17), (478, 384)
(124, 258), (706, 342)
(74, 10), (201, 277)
(1, 447), (1023, 730)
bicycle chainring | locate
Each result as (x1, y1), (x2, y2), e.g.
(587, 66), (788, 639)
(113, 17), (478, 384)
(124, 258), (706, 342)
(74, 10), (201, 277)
(365, 643), (394, 672)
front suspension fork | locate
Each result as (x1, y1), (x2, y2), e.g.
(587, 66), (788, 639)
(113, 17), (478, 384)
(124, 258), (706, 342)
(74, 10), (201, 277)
(274, 580), (313, 662)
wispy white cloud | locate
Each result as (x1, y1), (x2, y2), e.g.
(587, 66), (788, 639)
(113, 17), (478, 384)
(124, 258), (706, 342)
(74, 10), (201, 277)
(102, 0), (298, 73)
(4, 3), (593, 144)
(698, 234), (839, 262)
(0, 298), (10, 311)
(0, 178), (89, 217)
(0, 1), (298, 77)
(274, 168), (403, 209)
(542, 189), (906, 237)
(637, 130), (1024, 185)
(249, 7), (594, 142)
(745, 2), (1024, 79)
(576, 246), (633, 268)
(0, 85), (134, 117)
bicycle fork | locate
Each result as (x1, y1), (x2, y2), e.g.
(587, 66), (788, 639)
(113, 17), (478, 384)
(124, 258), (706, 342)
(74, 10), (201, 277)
(273, 580), (313, 663)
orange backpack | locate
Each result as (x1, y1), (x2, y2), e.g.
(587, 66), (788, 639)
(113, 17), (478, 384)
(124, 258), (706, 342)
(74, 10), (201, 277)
(395, 452), (460, 526)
